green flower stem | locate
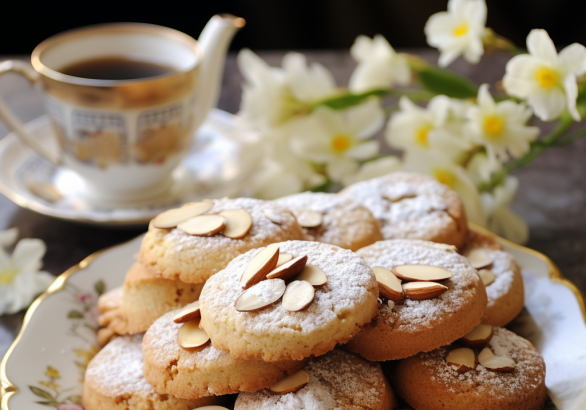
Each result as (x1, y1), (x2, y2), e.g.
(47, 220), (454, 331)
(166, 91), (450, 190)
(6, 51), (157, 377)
(478, 117), (575, 192)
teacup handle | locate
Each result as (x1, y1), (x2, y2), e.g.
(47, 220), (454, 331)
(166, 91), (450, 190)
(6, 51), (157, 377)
(0, 60), (61, 165)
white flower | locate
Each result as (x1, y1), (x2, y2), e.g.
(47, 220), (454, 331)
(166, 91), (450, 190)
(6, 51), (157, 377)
(385, 96), (471, 161)
(503, 29), (586, 121)
(424, 0), (487, 67)
(403, 150), (486, 226)
(238, 49), (337, 133)
(342, 156), (402, 187)
(348, 35), (411, 93)
(0, 228), (54, 315)
(465, 151), (500, 185)
(290, 98), (384, 183)
(467, 84), (540, 162)
(481, 176), (528, 244)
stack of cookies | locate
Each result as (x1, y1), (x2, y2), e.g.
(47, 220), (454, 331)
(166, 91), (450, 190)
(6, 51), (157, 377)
(83, 172), (546, 410)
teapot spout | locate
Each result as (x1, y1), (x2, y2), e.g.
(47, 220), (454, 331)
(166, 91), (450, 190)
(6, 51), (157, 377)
(194, 15), (245, 127)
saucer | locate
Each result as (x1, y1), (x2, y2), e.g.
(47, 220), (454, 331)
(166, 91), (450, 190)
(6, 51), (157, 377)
(0, 109), (262, 226)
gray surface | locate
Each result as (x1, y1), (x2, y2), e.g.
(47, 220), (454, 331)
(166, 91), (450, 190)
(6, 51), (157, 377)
(0, 50), (585, 360)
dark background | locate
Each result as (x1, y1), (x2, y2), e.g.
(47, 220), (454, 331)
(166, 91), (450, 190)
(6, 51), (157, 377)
(0, 0), (582, 55)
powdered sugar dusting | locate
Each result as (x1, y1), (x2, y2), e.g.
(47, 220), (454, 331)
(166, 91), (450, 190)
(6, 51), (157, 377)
(235, 350), (385, 409)
(85, 334), (154, 396)
(357, 239), (481, 331)
(420, 327), (545, 396)
(339, 172), (455, 240)
(481, 250), (516, 307)
(200, 240), (378, 335)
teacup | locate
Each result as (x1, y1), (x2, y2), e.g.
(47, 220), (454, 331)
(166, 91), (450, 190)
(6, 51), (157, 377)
(0, 16), (243, 203)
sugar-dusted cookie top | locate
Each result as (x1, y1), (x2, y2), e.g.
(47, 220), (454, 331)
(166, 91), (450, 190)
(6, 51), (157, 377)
(235, 349), (397, 410)
(82, 335), (218, 410)
(199, 240), (379, 361)
(139, 197), (307, 284)
(339, 172), (468, 248)
(274, 191), (383, 251)
(142, 310), (306, 399)
(345, 239), (487, 361)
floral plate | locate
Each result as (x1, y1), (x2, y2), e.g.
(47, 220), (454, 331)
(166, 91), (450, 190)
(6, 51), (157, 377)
(1, 226), (585, 410)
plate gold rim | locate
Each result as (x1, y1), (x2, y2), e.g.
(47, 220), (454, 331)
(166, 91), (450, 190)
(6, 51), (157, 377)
(0, 235), (141, 409)
(1, 228), (585, 408)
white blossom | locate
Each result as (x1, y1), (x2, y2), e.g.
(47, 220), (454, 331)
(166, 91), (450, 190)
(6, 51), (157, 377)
(424, 0), (487, 67)
(289, 98), (384, 183)
(349, 35), (411, 93)
(0, 228), (54, 315)
(467, 84), (540, 162)
(503, 29), (586, 121)
(342, 156), (402, 187)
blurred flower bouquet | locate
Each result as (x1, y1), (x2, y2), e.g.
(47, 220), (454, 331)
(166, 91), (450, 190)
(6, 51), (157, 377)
(237, 0), (586, 244)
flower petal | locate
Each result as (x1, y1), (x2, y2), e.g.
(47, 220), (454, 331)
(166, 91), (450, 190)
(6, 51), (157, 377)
(327, 158), (359, 183)
(346, 140), (380, 160)
(564, 74), (581, 121)
(12, 238), (46, 272)
(342, 156), (402, 186)
(0, 228), (18, 248)
(527, 29), (558, 63)
(558, 43), (586, 75)
(528, 87), (566, 121)
(348, 98), (385, 138)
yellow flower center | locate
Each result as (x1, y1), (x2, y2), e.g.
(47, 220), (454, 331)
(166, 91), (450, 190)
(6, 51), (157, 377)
(483, 116), (504, 136)
(453, 23), (469, 37)
(0, 268), (18, 285)
(535, 67), (558, 88)
(433, 168), (456, 188)
(416, 126), (432, 147)
(332, 135), (351, 153)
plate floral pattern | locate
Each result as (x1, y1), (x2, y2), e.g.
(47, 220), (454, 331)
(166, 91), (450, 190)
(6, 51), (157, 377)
(1, 228), (585, 410)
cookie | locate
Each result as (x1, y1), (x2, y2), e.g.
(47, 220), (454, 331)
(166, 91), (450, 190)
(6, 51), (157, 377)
(82, 334), (221, 410)
(391, 327), (547, 410)
(339, 172), (468, 249)
(462, 230), (524, 327)
(199, 240), (379, 361)
(142, 310), (308, 399)
(139, 198), (307, 284)
(274, 191), (383, 251)
(344, 239), (487, 361)
(234, 349), (397, 410)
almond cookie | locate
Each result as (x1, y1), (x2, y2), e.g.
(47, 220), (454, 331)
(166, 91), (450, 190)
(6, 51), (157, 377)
(391, 327), (547, 410)
(344, 239), (487, 361)
(462, 230), (524, 327)
(235, 349), (397, 410)
(274, 191), (383, 251)
(139, 198), (307, 284)
(339, 172), (468, 249)
(82, 334), (221, 410)
(142, 310), (308, 399)
(199, 240), (379, 361)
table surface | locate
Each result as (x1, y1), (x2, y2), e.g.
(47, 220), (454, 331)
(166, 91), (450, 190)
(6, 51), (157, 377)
(0, 50), (585, 359)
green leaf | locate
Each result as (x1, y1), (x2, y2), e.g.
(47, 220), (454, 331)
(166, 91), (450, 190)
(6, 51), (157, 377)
(29, 386), (54, 401)
(34, 401), (58, 407)
(418, 66), (478, 99)
(94, 279), (106, 296)
(66, 395), (82, 404)
(313, 89), (389, 110)
(67, 310), (84, 319)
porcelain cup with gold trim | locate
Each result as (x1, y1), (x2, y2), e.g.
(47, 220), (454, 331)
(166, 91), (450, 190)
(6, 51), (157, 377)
(0, 16), (243, 203)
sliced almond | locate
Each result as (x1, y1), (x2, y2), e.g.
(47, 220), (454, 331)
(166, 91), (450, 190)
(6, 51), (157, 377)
(269, 369), (310, 394)
(479, 269), (497, 286)
(267, 255), (308, 280)
(153, 200), (214, 228)
(372, 266), (404, 302)
(277, 253), (294, 268)
(173, 301), (201, 324)
(235, 279), (286, 312)
(446, 347), (476, 373)
(177, 318), (210, 349)
(478, 347), (516, 372)
(387, 300), (395, 309)
(240, 244), (280, 289)
(97, 327), (116, 347)
(282, 280), (315, 311)
(178, 214), (225, 236)
(264, 209), (285, 224)
(467, 248), (492, 269)
(391, 265), (453, 282)
(218, 209), (252, 239)
(403, 281), (448, 300)
(460, 324), (493, 347)
(295, 210), (323, 228)
(295, 264), (327, 287)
